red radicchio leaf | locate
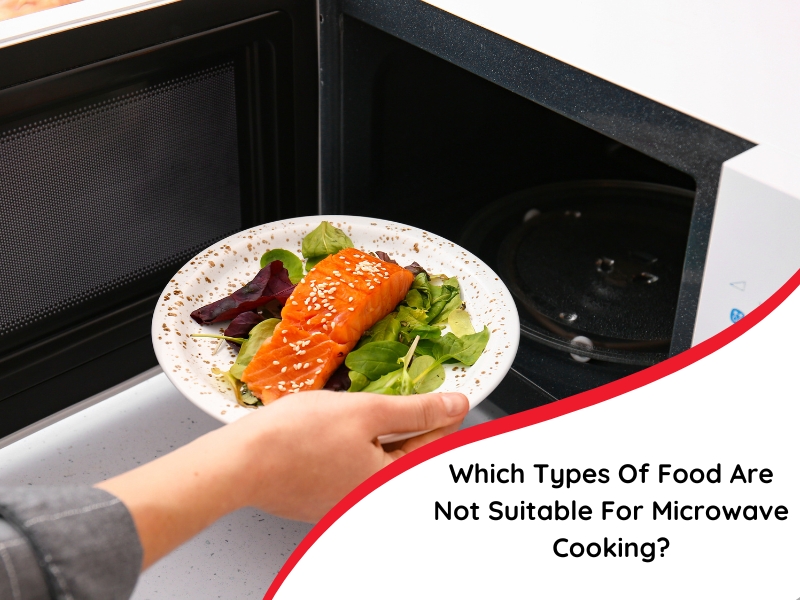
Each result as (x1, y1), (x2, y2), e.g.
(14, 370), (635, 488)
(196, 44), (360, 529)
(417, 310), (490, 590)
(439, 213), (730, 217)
(190, 261), (295, 325)
(375, 251), (398, 265)
(256, 299), (283, 319)
(223, 312), (264, 349)
(404, 261), (428, 277)
(376, 251), (427, 276)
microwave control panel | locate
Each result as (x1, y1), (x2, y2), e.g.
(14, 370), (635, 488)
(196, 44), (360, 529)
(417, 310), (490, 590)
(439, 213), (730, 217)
(693, 144), (800, 344)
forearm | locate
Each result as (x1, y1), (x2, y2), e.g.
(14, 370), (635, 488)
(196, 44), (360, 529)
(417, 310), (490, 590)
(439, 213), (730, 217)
(96, 425), (254, 570)
(95, 390), (468, 569)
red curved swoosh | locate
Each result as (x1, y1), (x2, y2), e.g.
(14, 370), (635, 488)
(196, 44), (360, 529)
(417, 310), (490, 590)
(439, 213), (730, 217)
(264, 267), (800, 599)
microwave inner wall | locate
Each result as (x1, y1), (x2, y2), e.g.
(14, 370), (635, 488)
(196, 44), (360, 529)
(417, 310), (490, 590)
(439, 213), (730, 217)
(337, 16), (696, 247)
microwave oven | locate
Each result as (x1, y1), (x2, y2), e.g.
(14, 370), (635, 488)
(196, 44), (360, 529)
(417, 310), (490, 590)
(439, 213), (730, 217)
(1, 0), (796, 439)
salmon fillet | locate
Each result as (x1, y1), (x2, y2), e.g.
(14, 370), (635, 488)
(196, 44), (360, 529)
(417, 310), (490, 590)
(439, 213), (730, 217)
(240, 323), (349, 400)
(242, 248), (414, 401)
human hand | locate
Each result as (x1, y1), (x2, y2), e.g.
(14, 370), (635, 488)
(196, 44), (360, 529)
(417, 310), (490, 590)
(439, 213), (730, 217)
(97, 390), (468, 569)
(229, 390), (470, 522)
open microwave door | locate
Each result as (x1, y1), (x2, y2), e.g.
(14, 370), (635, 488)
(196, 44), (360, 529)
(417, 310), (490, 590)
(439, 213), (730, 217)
(0, 0), (319, 438)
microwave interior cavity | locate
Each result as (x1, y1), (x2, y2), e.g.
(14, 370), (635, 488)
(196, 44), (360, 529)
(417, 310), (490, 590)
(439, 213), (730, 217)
(329, 17), (701, 407)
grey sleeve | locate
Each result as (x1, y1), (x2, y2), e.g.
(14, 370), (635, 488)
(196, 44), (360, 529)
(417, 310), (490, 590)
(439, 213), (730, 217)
(0, 486), (143, 600)
(0, 518), (49, 600)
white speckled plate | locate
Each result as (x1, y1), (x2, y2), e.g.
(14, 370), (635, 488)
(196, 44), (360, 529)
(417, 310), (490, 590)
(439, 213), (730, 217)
(152, 216), (519, 434)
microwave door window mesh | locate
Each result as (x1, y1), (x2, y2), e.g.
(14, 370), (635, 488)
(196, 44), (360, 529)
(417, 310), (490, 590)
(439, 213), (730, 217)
(0, 63), (241, 337)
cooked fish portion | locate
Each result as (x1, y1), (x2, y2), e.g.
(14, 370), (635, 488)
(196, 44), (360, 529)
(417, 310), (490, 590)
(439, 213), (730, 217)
(242, 248), (414, 401)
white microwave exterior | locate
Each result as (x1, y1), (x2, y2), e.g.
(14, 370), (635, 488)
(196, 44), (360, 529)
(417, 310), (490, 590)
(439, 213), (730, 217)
(693, 145), (800, 344)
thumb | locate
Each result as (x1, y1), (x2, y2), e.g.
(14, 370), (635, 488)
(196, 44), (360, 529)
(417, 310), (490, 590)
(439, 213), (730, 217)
(360, 392), (469, 436)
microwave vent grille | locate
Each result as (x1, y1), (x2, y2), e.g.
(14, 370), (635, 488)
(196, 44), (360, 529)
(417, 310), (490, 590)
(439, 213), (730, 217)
(0, 62), (242, 339)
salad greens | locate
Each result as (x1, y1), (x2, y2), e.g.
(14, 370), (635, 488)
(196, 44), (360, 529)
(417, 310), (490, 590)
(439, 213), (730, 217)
(447, 308), (476, 337)
(408, 355), (446, 394)
(301, 221), (354, 272)
(228, 318), (280, 379)
(416, 328), (491, 366)
(360, 336), (418, 396)
(202, 318), (280, 408)
(259, 249), (304, 284)
(342, 271), (489, 395)
(216, 369), (260, 406)
(344, 341), (410, 380)
(356, 313), (401, 347)
(347, 371), (370, 393)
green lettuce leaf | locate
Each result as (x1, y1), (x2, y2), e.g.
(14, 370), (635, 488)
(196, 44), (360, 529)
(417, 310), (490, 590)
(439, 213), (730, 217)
(448, 308), (476, 337)
(416, 326), (490, 366)
(344, 340), (408, 380)
(301, 221), (354, 272)
(348, 371), (370, 393)
(427, 278), (461, 324)
(229, 318), (280, 379)
(362, 370), (403, 395)
(259, 249), (304, 284)
(358, 313), (401, 346)
(408, 355), (446, 393)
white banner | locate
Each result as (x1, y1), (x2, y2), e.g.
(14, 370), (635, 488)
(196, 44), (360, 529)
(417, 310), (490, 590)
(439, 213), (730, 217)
(269, 271), (800, 600)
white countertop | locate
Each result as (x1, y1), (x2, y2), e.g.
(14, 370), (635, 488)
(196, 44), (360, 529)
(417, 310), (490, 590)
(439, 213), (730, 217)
(0, 370), (503, 598)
